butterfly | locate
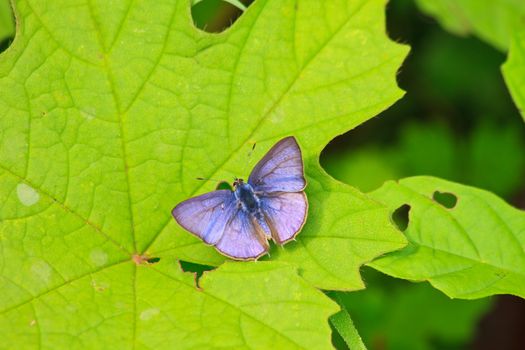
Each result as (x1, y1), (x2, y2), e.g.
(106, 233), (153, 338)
(172, 136), (308, 260)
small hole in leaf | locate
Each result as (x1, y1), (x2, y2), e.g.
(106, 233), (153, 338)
(0, 37), (14, 54)
(216, 180), (233, 191)
(147, 257), (160, 264)
(0, 0), (15, 54)
(191, 0), (251, 33)
(179, 261), (215, 286)
(132, 254), (161, 265)
(392, 204), (410, 231)
(433, 191), (457, 209)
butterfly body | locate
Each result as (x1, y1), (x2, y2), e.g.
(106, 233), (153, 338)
(173, 137), (308, 260)
(234, 180), (260, 212)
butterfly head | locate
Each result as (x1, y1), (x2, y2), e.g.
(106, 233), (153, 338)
(233, 178), (245, 188)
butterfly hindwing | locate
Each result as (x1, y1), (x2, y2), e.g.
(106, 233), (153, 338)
(215, 208), (269, 260)
(261, 191), (308, 244)
(248, 137), (306, 193)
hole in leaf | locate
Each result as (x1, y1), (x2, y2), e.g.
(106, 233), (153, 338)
(191, 0), (251, 33)
(0, 37), (13, 53)
(179, 261), (215, 286)
(433, 191), (457, 209)
(0, 0), (15, 54)
(147, 257), (161, 264)
(216, 180), (233, 190)
(132, 253), (160, 265)
(392, 204), (410, 231)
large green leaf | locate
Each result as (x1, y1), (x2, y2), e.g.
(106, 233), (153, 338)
(415, 0), (525, 51)
(0, 0), (407, 346)
(369, 176), (525, 299)
(503, 29), (525, 122)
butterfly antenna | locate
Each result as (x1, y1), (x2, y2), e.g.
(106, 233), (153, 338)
(196, 177), (222, 182)
(242, 142), (257, 176)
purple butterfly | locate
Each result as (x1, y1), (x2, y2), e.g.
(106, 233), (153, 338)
(172, 136), (308, 260)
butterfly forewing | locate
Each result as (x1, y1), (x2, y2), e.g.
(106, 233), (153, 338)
(248, 137), (306, 193)
(172, 190), (235, 245)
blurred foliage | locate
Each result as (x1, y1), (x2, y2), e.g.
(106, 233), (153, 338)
(323, 121), (525, 197)
(322, 0), (525, 201)
(415, 0), (525, 51)
(330, 268), (491, 350)
(503, 30), (525, 123)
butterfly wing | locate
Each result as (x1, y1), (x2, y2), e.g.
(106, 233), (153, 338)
(172, 190), (269, 260)
(172, 190), (236, 245)
(260, 191), (308, 244)
(215, 208), (270, 260)
(248, 136), (306, 193)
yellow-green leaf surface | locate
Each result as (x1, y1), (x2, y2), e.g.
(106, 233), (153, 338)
(415, 0), (525, 51)
(369, 177), (525, 299)
(0, 0), (407, 346)
(503, 29), (525, 122)
(1, 260), (338, 349)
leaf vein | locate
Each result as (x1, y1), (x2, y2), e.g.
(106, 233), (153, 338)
(86, 0), (137, 252)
